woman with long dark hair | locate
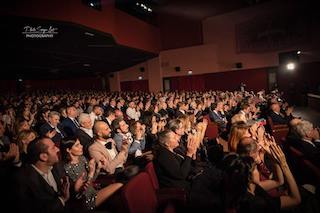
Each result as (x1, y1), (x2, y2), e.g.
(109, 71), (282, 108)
(60, 138), (123, 210)
(222, 143), (300, 213)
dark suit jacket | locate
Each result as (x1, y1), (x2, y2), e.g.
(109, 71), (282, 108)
(75, 128), (94, 158)
(61, 118), (78, 138)
(175, 110), (185, 118)
(154, 145), (192, 191)
(209, 110), (226, 130)
(269, 111), (290, 125)
(40, 122), (66, 144)
(292, 139), (320, 167)
(167, 107), (176, 119)
(15, 164), (66, 213)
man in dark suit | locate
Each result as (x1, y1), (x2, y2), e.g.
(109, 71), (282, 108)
(269, 102), (291, 125)
(106, 99), (117, 113)
(209, 102), (227, 130)
(61, 106), (80, 138)
(14, 137), (89, 213)
(293, 120), (320, 167)
(76, 113), (94, 158)
(40, 111), (66, 145)
(153, 130), (195, 190)
(103, 108), (116, 128)
(15, 137), (69, 213)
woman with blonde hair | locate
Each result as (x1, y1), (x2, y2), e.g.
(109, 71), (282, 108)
(16, 129), (37, 164)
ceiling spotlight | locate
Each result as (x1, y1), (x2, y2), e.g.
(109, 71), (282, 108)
(147, 8), (152, 12)
(18, 78), (23, 82)
(136, 2), (140, 6)
(90, 2), (94, 7)
(138, 76), (143, 80)
(286, 62), (296, 70)
(297, 51), (301, 54)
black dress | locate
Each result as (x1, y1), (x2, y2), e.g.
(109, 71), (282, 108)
(238, 185), (280, 213)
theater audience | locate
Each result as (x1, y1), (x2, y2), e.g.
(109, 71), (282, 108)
(0, 88), (318, 212)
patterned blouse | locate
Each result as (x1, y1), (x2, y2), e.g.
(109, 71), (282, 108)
(64, 156), (99, 210)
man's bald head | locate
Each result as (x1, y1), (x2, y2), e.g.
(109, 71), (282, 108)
(94, 121), (110, 138)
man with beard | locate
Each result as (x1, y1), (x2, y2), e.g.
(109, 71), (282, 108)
(89, 121), (129, 175)
(112, 118), (144, 158)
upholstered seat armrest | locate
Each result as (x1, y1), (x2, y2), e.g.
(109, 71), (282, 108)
(156, 187), (187, 205)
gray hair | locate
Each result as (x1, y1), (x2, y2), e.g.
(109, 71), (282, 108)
(158, 129), (173, 147)
(48, 111), (60, 118)
(295, 120), (313, 138)
(78, 113), (90, 125)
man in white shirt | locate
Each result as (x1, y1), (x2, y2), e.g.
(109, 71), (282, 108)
(126, 101), (140, 121)
(89, 105), (104, 125)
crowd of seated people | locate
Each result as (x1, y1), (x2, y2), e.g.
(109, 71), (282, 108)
(0, 88), (319, 212)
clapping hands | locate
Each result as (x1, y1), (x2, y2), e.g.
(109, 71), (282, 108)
(186, 134), (197, 158)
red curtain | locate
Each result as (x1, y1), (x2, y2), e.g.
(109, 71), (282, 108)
(169, 68), (268, 92)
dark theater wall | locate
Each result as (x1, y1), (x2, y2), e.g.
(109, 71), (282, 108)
(3, 0), (160, 53)
(0, 77), (105, 93)
(277, 61), (320, 105)
(120, 80), (149, 92)
(158, 14), (203, 50)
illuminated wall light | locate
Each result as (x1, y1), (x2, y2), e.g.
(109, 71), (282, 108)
(138, 76), (143, 80)
(297, 51), (301, 54)
(188, 70), (193, 75)
(18, 78), (23, 82)
(286, 62), (296, 70)
(90, 2), (94, 7)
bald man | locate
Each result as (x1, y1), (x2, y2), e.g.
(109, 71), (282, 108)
(89, 121), (129, 174)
